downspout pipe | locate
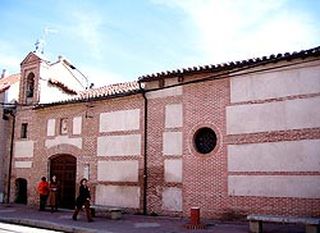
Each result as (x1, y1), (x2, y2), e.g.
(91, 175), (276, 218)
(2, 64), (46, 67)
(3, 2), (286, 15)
(6, 107), (16, 203)
(138, 81), (148, 215)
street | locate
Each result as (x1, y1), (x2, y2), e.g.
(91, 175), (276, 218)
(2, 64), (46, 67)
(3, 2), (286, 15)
(0, 204), (307, 233)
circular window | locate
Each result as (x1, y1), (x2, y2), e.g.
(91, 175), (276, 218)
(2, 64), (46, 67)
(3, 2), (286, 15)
(193, 127), (217, 154)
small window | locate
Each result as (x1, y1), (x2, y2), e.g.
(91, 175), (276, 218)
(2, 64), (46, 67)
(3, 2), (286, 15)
(26, 73), (35, 98)
(60, 118), (68, 134)
(21, 123), (28, 139)
(193, 127), (217, 154)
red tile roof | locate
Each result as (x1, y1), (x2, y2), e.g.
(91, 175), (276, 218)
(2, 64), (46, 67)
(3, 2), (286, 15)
(23, 44), (320, 109)
(138, 45), (320, 82)
(35, 81), (140, 108)
(77, 81), (140, 99)
(0, 73), (20, 93)
(48, 78), (78, 95)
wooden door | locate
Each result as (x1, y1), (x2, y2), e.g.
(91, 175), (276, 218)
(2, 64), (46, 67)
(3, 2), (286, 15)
(50, 154), (76, 209)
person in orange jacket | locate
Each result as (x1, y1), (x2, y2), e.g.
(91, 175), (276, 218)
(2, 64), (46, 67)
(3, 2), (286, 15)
(37, 176), (49, 211)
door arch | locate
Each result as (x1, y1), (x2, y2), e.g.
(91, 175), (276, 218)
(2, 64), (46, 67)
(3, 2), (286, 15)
(15, 178), (27, 204)
(49, 154), (76, 209)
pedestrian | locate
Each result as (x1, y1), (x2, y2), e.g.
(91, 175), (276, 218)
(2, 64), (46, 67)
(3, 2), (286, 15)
(48, 175), (59, 213)
(72, 178), (93, 222)
(37, 176), (49, 211)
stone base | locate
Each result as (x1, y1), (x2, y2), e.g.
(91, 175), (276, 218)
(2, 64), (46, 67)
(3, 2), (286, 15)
(249, 221), (262, 233)
(306, 225), (320, 233)
(184, 223), (207, 230)
(110, 209), (122, 220)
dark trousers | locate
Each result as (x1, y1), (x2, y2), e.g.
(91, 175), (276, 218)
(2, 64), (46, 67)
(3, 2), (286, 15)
(50, 204), (58, 212)
(72, 200), (93, 222)
(39, 194), (48, 210)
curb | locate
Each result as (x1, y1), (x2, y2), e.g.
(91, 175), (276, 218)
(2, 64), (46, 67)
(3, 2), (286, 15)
(0, 217), (97, 233)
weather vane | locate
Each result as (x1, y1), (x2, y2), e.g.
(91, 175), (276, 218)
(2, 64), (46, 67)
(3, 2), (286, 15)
(34, 27), (57, 54)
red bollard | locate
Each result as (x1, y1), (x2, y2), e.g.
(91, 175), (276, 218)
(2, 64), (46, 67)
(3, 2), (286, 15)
(184, 206), (206, 229)
(190, 207), (200, 225)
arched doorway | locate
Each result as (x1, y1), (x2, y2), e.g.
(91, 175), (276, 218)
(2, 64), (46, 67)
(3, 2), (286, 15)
(15, 178), (27, 204)
(50, 154), (76, 209)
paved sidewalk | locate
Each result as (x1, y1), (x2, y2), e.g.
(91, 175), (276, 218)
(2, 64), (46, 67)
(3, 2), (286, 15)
(0, 204), (304, 233)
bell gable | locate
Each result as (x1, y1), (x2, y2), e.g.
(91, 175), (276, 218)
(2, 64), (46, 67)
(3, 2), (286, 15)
(20, 52), (43, 66)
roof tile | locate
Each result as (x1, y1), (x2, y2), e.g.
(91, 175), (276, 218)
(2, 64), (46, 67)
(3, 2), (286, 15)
(138, 45), (320, 82)
(0, 73), (20, 93)
(36, 81), (140, 107)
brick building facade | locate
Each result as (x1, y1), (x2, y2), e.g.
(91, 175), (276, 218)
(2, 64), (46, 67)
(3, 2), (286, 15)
(4, 46), (320, 219)
(0, 71), (20, 203)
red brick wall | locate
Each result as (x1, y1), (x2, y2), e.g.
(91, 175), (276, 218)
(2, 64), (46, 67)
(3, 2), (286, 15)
(11, 94), (145, 208)
(10, 106), (35, 204)
(145, 72), (320, 219)
(226, 97), (320, 218)
(10, 64), (320, 218)
(182, 78), (230, 219)
(145, 94), (183, 215)
(0, 94), (11, 200)
(181, 76), (320, 219)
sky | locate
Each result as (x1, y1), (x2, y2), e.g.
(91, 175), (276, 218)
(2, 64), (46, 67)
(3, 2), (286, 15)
(0, 0), (320, 87)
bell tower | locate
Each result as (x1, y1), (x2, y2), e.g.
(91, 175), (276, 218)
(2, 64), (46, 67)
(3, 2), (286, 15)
(18, 52), (43, 105)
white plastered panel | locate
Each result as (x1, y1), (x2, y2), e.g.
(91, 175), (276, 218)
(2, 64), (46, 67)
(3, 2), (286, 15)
(165, 104), (183, 128)
(97, 160), (139, 182)
(226, 97), (320, 134)
(163, 132), (182, 156)
(47, 119), (55, 136)
(228, 175), (320, 198)
(162, 187), (182, 211)
(228, 140), (320, 172)
(146, 86), (182, 99)
(99, 109), (140, 132)
(45, 135), (82, 149)
(164, 159), (182, 182)
(14, 141), (34, 158)
(97, 134), (141, 156)
(73, 116), (82, 135)
(15, 161), (32, 168)
(231, 64), (320, 103)
(95, 185), (140, 208)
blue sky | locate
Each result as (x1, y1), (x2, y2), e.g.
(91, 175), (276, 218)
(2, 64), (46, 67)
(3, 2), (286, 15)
(1, 0), (320, 87)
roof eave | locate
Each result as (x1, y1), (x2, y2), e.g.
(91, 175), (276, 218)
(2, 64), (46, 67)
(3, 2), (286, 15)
(138, 46), (320, 82)
(33, 89), (142, 110)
